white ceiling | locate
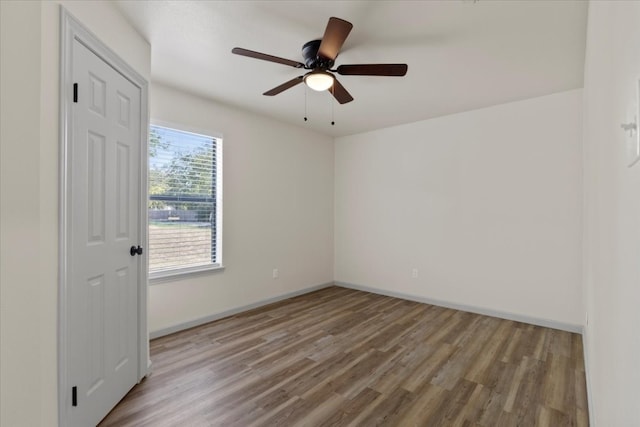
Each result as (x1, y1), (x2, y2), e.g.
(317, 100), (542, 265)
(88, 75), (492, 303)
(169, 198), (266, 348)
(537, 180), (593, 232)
(115, 0), (588, 137)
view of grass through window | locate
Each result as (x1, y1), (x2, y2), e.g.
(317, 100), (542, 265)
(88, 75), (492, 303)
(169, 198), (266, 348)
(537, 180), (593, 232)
(148, 125), (219, 274)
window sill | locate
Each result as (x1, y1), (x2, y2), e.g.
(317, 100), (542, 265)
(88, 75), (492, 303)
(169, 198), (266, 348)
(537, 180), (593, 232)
(149, 264), (225, 285)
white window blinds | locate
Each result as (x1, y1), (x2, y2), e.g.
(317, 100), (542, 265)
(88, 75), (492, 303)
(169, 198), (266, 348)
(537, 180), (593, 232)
(148, 125), (221, 276)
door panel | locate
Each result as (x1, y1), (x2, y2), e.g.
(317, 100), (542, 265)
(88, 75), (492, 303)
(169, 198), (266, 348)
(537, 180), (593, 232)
(69, 38), (141, 427)
(115, 141), (130, 239)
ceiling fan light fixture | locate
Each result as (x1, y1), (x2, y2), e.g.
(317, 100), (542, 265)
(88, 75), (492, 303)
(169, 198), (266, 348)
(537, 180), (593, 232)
(304, 70), (334, 91)
(232, 17), (407, 104)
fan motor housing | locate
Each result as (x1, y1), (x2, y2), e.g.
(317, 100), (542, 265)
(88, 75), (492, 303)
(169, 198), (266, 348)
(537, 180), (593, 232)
(302, 40), (333, 69)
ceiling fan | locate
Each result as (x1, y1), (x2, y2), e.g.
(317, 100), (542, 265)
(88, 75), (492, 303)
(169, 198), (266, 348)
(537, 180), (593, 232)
(232, 17), (408, 104)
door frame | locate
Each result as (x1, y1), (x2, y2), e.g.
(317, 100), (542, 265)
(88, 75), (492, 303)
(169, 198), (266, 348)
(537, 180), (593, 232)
(58, 8), (149, 426)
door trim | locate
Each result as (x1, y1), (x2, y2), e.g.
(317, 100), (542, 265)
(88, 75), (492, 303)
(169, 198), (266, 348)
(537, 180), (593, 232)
(58, 8), (149, 426)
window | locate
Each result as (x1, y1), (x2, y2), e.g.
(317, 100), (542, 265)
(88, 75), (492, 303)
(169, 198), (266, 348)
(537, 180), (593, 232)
(148, 124), (222, 278)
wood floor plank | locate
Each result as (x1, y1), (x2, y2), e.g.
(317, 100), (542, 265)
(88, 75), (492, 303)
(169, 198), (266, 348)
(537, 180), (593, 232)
(98, 286), (588, 426)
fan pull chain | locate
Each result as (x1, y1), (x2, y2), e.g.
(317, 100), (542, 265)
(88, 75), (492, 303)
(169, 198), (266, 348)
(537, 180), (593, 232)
(304, 86), (308, 122)
(331, 85), (335, 126)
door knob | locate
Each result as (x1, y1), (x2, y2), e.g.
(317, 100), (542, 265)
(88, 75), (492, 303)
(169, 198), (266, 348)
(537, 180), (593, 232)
(130, 245), (143, 256)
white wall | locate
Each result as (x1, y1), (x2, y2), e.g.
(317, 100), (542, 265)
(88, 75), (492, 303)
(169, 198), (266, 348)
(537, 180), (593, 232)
(335, 90), (584, 328)
(148, 83), (334, 334)
(583, 2), (640, 425)
(0, 1), (150, 425)
(1, 2), (44, 425)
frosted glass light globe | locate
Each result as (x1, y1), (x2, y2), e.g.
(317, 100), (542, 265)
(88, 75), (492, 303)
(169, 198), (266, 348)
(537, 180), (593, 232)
(304, 71), (334, 91)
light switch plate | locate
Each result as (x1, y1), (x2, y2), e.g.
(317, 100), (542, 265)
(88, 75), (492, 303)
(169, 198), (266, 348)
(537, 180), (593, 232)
(628, 79), (640, 168)
(627, 117), (639, 167)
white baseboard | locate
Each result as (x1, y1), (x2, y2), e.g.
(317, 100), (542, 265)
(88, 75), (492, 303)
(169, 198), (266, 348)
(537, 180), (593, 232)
(151, 280), (583, 338)
(149, 282), (334, 339)
(335, 281), (583, 334)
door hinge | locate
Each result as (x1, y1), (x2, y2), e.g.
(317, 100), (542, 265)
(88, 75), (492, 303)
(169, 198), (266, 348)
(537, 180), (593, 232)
(72, 386), (77, 406)
(73, 83), (78, 103)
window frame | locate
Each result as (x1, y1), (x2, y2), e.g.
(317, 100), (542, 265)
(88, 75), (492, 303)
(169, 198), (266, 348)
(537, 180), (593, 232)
(147, 120), (223, 283)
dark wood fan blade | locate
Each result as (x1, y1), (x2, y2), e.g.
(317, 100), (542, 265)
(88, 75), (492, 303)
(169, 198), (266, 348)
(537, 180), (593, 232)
(336, 64), (408, 76)
(318, 17), (353, 61)
(330, 78), (354, 104)
(263, 76), (304, 96)
(232, 47), (304, 68)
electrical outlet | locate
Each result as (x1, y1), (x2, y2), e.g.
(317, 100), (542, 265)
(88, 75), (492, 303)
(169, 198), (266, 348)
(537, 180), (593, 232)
(411, 268), (418, 279)
(272, 268), (279, 279)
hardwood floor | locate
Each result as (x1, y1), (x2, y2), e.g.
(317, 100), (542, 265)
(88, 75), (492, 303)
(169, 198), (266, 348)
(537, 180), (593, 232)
(99, 286), (588, 426)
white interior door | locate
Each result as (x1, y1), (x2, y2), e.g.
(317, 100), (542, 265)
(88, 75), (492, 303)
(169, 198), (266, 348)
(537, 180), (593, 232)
(67, 38), (142, 427)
